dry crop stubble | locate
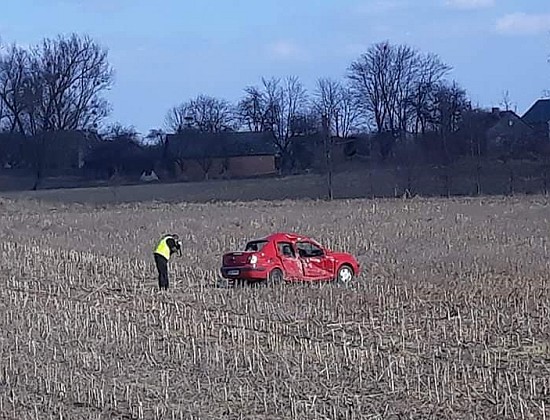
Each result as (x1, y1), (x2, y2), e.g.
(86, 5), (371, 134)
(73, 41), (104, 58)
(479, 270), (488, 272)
(0, 196), (549, 419)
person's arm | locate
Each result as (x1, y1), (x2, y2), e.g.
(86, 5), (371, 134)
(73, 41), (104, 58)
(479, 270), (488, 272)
(166, 237), (182, 256)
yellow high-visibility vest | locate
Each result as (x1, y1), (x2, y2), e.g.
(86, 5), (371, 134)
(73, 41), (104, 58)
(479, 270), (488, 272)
(154, 235), (172, 260)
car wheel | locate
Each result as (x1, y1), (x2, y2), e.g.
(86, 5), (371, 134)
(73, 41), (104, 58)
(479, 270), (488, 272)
(267, 268), (284, 286)
(336, 264), (354, 283)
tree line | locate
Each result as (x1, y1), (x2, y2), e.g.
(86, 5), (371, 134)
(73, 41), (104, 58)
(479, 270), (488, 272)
(0, 34), (112, 135)
(163, 43), (477, 162)
(0, 32), (547, 186)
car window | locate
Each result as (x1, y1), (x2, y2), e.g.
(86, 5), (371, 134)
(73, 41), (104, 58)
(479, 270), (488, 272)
(296, 241), (324, 258)
(245, 240), (268, 252)
(277, 242), (295, 258)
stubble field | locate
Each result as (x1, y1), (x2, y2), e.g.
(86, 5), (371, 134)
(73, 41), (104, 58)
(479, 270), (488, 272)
(0, 194), (549, 419)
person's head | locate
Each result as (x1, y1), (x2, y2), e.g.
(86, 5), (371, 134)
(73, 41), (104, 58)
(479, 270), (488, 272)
(171, 233), (179, 240)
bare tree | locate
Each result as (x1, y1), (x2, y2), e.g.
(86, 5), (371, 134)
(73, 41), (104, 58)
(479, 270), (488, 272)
(29, 33), (113, 133)
(410, 53), (451, 135)
(432, 81), (470, 157)
(236, 75), (308, 161)
(102, 122), (139, 142)
(0, 96), (5, 130)
(165, 103), (194, 133)
(338, 86), (364, 137)
(433, 82), (469, 132)
(457, 107), (493, 195)
(0, 34), (113, 189)
(348, 42), (450, 156)
(321, 113), (333, 200)
(500, 90), (516, 112)
(0, 44), (32, 133)
(289, 109), (319, 136)
(313, 78), (361, 138)
(313, 78), (340, 136)
(237, 86), (268, 132)
(190, 95), (236, 132)
(165, 95), (236, 133)
(392, 45), (418, 135)
(348, 42), (401, 134)
(262, 76), (307, 156)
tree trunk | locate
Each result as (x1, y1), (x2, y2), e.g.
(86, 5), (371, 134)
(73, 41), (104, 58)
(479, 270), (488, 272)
(32, 168), (41, 191)
(322, 115), (333, 201)
(508, 165), (514, 196)
(444, 170), (452, 198)
(475, 162), (482, 196)
(543, 164), (549, 196)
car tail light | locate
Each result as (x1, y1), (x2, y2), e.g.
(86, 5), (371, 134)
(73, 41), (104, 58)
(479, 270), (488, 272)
(249, 254), (258, 264)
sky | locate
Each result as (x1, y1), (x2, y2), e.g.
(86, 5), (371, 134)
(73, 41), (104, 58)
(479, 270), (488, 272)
(1, 0), (549, 135)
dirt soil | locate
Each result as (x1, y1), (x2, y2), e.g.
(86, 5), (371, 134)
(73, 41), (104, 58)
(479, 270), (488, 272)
(0, 194), (549, 419)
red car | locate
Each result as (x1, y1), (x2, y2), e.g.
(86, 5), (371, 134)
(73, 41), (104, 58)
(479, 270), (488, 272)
(220, 232), (360, 284)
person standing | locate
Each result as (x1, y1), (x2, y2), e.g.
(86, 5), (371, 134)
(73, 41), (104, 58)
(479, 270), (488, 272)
(153, 233), (182, 290)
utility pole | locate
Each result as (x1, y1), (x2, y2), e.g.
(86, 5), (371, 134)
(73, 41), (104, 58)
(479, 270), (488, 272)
(322, 113), (333, 200)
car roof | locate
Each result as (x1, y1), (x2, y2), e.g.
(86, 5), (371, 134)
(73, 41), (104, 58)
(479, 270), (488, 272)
(248, 232), (314, 243)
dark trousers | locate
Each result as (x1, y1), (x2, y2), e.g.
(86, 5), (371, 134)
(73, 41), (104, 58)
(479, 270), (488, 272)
(154, 254), (169, 289)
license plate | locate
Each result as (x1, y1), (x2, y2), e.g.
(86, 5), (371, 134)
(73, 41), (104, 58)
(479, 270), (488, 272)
(227, 269), (239, 276)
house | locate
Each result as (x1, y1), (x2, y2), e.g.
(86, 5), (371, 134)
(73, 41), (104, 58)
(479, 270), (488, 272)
(485, 107), (537, 155)
(522, 99), (550, 142)
(165, 131), (278, 181)
(0, 130), (99, 172)
(291, 134), (357, 171)
(39, 130), (101, 171)
(0, 132), (25, 168)
(83, 137), (155, 179)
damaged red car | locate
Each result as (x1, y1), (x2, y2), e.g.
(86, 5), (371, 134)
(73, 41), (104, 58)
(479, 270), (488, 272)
(220, 232), (360, 285)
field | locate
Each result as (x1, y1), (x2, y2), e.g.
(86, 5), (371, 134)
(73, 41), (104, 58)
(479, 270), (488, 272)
(1, 190), (550, 419)
(1, 158), (548, 203)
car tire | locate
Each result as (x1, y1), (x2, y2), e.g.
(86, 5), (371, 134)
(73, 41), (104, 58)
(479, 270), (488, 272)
(336, 264), (355, 284)
(267, 268), (284, 286)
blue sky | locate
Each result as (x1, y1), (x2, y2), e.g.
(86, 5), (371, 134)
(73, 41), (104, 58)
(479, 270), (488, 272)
(1, 0), (549, 134)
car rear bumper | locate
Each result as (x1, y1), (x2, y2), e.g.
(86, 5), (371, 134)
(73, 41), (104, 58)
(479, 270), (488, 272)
(220, 266), (268, 280)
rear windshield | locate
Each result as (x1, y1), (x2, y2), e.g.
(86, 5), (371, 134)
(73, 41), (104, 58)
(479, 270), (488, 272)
(245, 240), (268, 252)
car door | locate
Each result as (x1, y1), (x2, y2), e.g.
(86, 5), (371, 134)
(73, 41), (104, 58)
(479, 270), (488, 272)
(276, 241), (303, 280)
(296, 241), (332, 280)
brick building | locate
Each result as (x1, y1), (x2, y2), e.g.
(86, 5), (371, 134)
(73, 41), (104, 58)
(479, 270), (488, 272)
(165, 131), (278, 181)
